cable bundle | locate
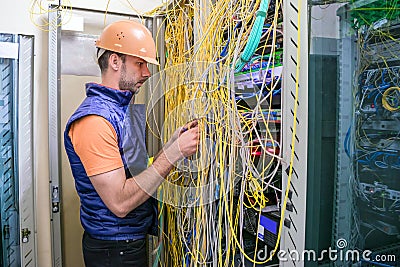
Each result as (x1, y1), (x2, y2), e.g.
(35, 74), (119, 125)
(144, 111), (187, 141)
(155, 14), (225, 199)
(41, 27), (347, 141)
(145, 0), (284, 266)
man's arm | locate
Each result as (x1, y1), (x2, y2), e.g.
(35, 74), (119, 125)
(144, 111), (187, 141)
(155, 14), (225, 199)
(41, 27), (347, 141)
(153, 119), (198, 160)
(89, 126), (199, 218)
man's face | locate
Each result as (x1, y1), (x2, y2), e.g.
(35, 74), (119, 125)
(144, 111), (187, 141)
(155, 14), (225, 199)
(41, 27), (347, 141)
(119, 55), (151, 94)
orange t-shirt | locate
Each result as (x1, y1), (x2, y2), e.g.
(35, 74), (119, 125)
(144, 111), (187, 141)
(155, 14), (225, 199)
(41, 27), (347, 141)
(68, 115), (123, 176)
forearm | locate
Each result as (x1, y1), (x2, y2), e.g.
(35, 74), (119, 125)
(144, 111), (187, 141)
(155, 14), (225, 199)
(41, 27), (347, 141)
(153, 139), (173, 160)
(117, 143), (181, 216)
(91, 126), (198, 218)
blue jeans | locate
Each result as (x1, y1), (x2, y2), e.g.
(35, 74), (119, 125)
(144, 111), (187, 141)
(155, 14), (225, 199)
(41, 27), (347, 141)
(82, 232), (147, 267)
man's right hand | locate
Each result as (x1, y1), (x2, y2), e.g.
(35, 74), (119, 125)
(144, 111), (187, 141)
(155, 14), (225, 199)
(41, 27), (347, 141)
(177, 124), (200, 158)
(164, 123), (200, 163)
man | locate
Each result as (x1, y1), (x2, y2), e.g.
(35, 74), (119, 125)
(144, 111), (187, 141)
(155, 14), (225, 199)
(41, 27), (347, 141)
(64, 20), (199, 267)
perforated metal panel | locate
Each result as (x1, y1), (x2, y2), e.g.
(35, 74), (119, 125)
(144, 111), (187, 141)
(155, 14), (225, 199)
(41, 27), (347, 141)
(281, 0), (309, 266)
(48, 7), (63, 267)
(333, 7), (355, 265)
(17, 35), (36, 267)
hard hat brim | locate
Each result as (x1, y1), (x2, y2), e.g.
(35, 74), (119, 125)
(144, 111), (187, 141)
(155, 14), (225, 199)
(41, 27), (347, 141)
(96, 43), (159, 66)
(140, 56), (160, 66)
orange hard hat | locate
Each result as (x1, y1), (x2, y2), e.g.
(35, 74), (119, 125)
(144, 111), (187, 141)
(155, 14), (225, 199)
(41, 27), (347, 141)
(96, 20), (159, 65)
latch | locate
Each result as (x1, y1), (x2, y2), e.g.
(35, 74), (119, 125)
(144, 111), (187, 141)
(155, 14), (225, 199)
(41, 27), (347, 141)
(52, 185), (60, 213)
(21, 228), (31, 243)
(3, 225), (10, 239)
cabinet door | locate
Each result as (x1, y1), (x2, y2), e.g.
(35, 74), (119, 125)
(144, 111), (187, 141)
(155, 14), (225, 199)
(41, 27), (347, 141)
(0, 33), (35, 267)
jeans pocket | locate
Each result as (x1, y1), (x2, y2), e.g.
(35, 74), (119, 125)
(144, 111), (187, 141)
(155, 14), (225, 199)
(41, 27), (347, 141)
(119, 239), (147, 266)
(82, 233), (112, 267)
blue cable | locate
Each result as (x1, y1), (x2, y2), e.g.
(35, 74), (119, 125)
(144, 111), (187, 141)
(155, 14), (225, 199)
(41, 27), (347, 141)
(370, 151), (400, 169)
(371, 83), (390, 114)
(220, 22), (241, 58)
(381, 69), (387, 85)
(344, 125), (351, 158)
(370, 152), (383, 169)
(361, 260), (394, 267)
(184, 231), (192, 266)
(272, 88), (281, 95)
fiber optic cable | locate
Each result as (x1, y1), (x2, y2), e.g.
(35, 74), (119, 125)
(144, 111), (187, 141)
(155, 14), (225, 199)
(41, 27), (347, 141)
(235, 0), (270, 72)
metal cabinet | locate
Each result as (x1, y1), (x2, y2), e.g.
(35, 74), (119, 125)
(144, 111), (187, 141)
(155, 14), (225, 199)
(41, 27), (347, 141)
(0, 33), (36, 267)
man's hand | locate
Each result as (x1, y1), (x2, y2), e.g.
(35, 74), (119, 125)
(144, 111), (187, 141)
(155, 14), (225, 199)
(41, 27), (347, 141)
(170, 119), (199, 142)
(176, 123), (200, 158)
(159, 119), (200, 157)
(164, 122), (200, 162)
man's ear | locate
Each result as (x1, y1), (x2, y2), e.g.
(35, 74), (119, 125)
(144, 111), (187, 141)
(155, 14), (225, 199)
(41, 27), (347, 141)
(108, 53), (120, 71)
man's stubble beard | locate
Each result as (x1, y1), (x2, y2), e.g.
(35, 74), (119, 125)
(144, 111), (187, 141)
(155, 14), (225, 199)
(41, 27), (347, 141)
(119, 63), (139, 93)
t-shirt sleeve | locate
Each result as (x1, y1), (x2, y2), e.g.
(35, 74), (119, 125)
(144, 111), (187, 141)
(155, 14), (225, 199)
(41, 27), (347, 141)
(68, 115), (124, 176)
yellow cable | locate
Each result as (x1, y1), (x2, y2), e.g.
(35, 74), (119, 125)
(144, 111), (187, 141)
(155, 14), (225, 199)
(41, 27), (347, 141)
(382, 86), (400, 111)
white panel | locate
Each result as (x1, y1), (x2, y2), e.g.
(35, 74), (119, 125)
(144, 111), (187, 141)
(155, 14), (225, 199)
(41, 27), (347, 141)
(281, 0), (309, 266)
(0, 42), (19, 59)
(61, 32), (100, 76)
(310, 4), (343, 39)
(18, 35), (36, 267)
(61, 14), (85, 32)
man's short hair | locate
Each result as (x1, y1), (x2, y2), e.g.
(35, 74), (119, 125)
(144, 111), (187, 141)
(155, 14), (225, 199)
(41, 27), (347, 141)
(97, 49), (126, 73)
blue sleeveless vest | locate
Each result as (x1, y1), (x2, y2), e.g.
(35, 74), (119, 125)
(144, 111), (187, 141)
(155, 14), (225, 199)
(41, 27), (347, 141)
(64, 83), (157, 240)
